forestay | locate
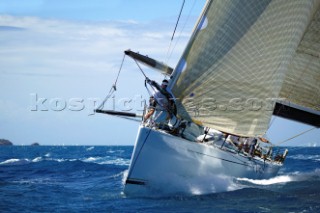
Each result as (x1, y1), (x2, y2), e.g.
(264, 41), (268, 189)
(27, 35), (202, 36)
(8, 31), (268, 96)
(170, 0), (320, 137)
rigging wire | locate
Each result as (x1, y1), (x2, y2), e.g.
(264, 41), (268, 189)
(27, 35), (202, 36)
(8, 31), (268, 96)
(132, 59), (163, 109)
(96, 53), (126, 110)
(275, 126), (318, 146)
(114, 53), (126, 88)
(165, 0), (194, 64)
(171, 0), (185, 41)
(167, 0), (197, 64)
(133, 59), (147, 78)
(96, 54), (150, 115)
(96, 85), (115, 111)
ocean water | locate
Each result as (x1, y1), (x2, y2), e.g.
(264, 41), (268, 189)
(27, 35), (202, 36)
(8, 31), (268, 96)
(0, 146), (319, 213)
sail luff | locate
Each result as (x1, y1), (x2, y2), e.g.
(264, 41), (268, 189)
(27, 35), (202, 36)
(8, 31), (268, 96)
(169, 0), (212, 89)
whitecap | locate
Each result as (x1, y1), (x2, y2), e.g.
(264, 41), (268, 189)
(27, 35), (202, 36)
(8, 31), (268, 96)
(288, 154), (320, 161)
(32, 157), (43, 162)
(0, 159), (20, 165)
(106, 150), (125, 155)
(82, 157), (103, 163)
(12, 178), (59, 185)
(54, 158), (76, 162)
(86, 146), (94, 151)
(100, 158), (130, 166)
(68, 159), (77, 162)
(258, 207), (271, 212)
(85, 157), (99, 162)
(0, 158), (30, 165)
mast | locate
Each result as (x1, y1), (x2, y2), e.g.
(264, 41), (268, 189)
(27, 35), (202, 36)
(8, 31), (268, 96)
(169, 0), (212, 89)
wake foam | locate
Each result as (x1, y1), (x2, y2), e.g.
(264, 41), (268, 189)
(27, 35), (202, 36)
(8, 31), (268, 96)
(237, 169), (320, 186)
(123, 169), (320, 197)
(237, 175), (292, 185)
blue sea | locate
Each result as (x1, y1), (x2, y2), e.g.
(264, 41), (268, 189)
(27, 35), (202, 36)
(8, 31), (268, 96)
(0, 146), (319, 213)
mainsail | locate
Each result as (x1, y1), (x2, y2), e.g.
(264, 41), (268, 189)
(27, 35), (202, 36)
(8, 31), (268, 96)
(170, 0), (320, 137)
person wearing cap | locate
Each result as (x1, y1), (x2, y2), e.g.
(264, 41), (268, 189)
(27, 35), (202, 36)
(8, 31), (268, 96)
(145, 78), (176, 127)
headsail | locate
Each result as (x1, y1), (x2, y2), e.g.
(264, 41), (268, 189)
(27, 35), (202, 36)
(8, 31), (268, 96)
(276, 5), (320, 127)
(170, 0), (320, 137)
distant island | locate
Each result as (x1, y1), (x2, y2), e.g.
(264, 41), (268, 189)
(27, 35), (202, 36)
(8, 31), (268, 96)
(0, 139), (41, 146)
(31, 142), (40, 146)
(0, 139), (13, 146)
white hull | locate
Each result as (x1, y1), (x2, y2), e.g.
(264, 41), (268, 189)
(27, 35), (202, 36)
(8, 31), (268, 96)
(124, 126), (282, 195)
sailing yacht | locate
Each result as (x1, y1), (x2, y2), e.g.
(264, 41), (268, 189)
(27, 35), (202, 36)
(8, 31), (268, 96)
(98, 0), (320, 194)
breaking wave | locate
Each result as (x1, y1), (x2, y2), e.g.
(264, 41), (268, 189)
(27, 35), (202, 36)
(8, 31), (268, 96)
(0, 158), (30, 165)
(86, 146), (95, 151)
(82, 156), (130, 166)
(0, 156), (130, 166)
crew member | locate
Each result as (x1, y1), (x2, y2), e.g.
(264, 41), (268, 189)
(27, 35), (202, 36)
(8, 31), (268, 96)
(145, 78), (176, 127)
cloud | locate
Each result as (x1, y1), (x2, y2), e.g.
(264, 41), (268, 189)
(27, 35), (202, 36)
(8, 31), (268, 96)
(0, 15), (194, 145)
(0, 25), (25, 31)
(0, 15), (190, 78)
(2, 71), (61, 77)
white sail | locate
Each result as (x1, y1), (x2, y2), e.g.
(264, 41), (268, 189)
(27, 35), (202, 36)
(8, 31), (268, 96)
(170, 0), (320, 137)
(277, 5), (320, 121)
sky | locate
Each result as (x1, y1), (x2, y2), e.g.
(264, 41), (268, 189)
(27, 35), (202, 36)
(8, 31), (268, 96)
(0, 0), (319, 146)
